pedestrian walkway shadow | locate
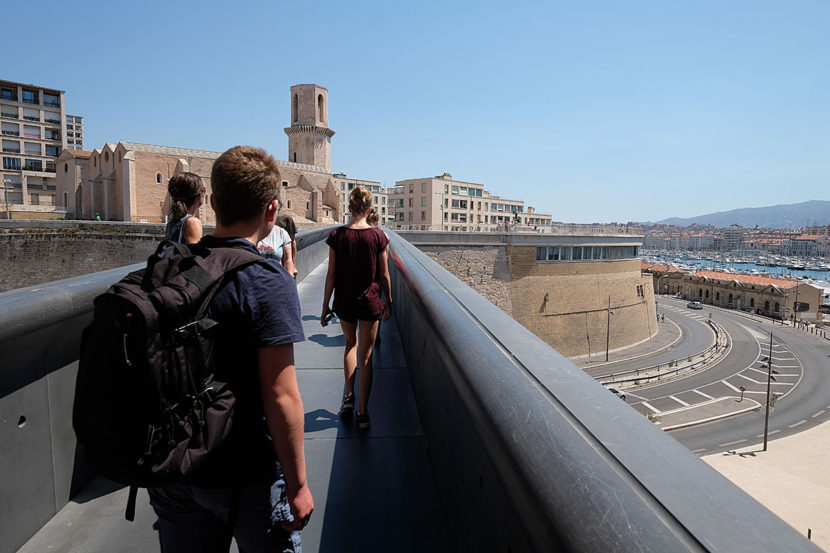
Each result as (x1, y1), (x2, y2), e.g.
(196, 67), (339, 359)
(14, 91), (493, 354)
(308, 333), (346, 347)
(722, 449), (761, 458)
(304, 408), (341, 432)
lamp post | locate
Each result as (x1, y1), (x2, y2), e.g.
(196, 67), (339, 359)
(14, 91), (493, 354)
(605, 295), (614, 362)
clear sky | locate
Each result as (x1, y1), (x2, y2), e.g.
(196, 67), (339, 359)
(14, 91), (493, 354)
(5, 0), (829, 223)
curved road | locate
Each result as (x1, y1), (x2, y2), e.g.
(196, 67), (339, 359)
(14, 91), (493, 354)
(625, 298), (830, 455)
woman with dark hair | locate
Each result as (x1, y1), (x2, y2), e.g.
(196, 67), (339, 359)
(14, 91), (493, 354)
(165, 172), (205, 244)
(321, 187), (392, 430)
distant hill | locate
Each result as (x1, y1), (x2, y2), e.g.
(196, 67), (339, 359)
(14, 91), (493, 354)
(656, 200), (830, 229)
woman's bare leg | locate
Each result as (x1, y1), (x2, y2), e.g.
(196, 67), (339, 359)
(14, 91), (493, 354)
(356, 319), (380, 415)
(341, 319), (358, 397)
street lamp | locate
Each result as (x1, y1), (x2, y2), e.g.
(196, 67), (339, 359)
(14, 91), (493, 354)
(605, 295), (614, 362)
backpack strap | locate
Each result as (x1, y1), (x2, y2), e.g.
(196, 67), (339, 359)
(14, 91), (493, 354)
(125, 485), (138, 521)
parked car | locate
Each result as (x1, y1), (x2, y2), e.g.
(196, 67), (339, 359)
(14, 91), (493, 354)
(687, 301), (703, 310)
(607, 387), (626, 401)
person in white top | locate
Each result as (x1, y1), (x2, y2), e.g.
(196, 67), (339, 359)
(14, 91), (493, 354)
(257, 204), (297, 277)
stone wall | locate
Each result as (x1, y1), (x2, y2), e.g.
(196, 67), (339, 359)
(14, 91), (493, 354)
(0, 222), (166, 293)
(422, 247), (513, 314)
(422, 243), (657, 359)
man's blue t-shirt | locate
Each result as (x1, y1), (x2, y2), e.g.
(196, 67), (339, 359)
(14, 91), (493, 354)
(192, 235), (304, 486)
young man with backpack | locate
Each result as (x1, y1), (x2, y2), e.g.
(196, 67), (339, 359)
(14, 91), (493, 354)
(73, 145), (313, 552)
(153, 145), (314, 551)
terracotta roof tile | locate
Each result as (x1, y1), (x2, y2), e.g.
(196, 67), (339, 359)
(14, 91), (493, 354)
(691, 270), (799, 289)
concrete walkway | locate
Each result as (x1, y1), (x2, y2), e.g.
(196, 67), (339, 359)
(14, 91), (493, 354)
(19, 261), (449, 553)
(703, 421), (830, 552)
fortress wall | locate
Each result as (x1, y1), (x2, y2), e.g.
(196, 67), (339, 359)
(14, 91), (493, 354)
(422, 246), (513, 314)
(423, 244), (657, 359)
(0, 222), (166, 293)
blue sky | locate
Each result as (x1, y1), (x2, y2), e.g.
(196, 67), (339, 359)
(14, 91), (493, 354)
(5, 1), (829, 223)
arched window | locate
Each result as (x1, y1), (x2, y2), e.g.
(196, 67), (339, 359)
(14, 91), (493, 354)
(705, 290), (709, 298)
(64, 163), (68, 173)
(287, 200), (292, 209)
(156, 173), (163, 185)
(750, 298), (755, 308)
(104, 151), (109, 162)
(292, 95), (298, 123)
(318, 94), (324, 123)
(774, 302), (780, 312)
(765, 300), (770, 311)
(63, 191), (67, 208)
(716, 292), (720, 301)
(728, 293), (733, 305)
(698, 288), (702, 298)
(293, 152), (297, 163)
(306, 201), (310, 210)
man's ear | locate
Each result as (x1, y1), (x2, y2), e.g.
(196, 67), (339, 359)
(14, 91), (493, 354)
(209, 194), (216, 211)
(265, 199), (278, 222)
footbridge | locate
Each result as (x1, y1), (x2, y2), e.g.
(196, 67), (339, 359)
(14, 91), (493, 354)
(1, 227), (820, 552)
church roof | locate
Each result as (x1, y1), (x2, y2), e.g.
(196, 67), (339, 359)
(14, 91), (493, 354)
(117, 142), (329, 173)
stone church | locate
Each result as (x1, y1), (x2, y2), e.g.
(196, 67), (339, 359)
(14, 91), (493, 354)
(56, 84), (345, 226)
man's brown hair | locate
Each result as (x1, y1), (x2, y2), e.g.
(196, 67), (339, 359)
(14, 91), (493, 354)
(210, 146), (279, 226)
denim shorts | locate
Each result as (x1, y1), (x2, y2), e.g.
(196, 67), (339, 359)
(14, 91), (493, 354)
(148, 470), (301, 553)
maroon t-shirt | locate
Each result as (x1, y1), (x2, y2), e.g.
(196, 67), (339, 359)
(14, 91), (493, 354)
(326, 226), (389, 319)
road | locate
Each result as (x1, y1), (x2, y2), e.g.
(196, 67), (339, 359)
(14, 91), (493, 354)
(625, 297), (830, 455)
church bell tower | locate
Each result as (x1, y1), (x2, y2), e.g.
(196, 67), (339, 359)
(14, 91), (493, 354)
(284, 84), (335, 172)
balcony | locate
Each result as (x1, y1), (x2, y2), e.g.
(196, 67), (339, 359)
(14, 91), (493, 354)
(2, 148), (21, 154)
(1, 131), (20, 136)
(44, 118), (60, 124)
(1, 113), (18, 120)
(43, 101), (60, 108)
(23, 162), (43, 172)
(22, 116), (40, 122)
(45, 163), (56, 173)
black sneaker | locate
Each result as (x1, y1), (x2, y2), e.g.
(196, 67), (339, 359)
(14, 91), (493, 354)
(340, 394), (355, 414)
(356, 412), (371, 430)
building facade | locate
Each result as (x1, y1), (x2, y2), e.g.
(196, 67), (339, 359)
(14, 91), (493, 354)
(65, 114), (83, 150)
(388, 173), (552, 232)
(645, 265), (824, 323)
(331, 174), (390, 224)
(1, 79), (69, 218)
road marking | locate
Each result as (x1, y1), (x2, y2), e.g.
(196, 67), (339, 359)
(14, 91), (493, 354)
(735, 373), (794, 386)
(756, 430), (780, 438)
(812, 410), (826, 418)
(693, 389), (714, 400)
(719, 439), (747, 447)
(773, 365), (799, 368)
(640, 402), (660, 414)
(722, 380), (742, 393)
(789, 420), (807, 428)
(669, 395), (690, 407)
(747, 367), (769, 375)
(692, 448), (707, 455)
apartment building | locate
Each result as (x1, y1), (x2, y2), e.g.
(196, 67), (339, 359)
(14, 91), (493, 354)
(65, 114), (84, 150)
(388, 173), (552, 232)
(0, 79), (71, 218)
(331, 174), (390, 225)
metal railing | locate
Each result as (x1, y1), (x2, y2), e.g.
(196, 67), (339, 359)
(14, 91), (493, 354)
(597, 320), (728, 386)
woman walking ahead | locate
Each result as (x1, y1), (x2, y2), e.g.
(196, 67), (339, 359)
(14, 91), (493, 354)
(321, 187), (392, 429)
(164, 172), (205, 244)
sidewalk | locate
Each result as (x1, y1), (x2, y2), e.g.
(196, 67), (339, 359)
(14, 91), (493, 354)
(574, 315), (682, 370)
(703, 421), (830, 552)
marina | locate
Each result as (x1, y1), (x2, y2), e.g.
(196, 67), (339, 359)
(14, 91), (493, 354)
(642, 251), (830, 282)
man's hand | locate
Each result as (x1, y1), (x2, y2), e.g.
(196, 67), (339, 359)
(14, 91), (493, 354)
(282, 482), (314, 532)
